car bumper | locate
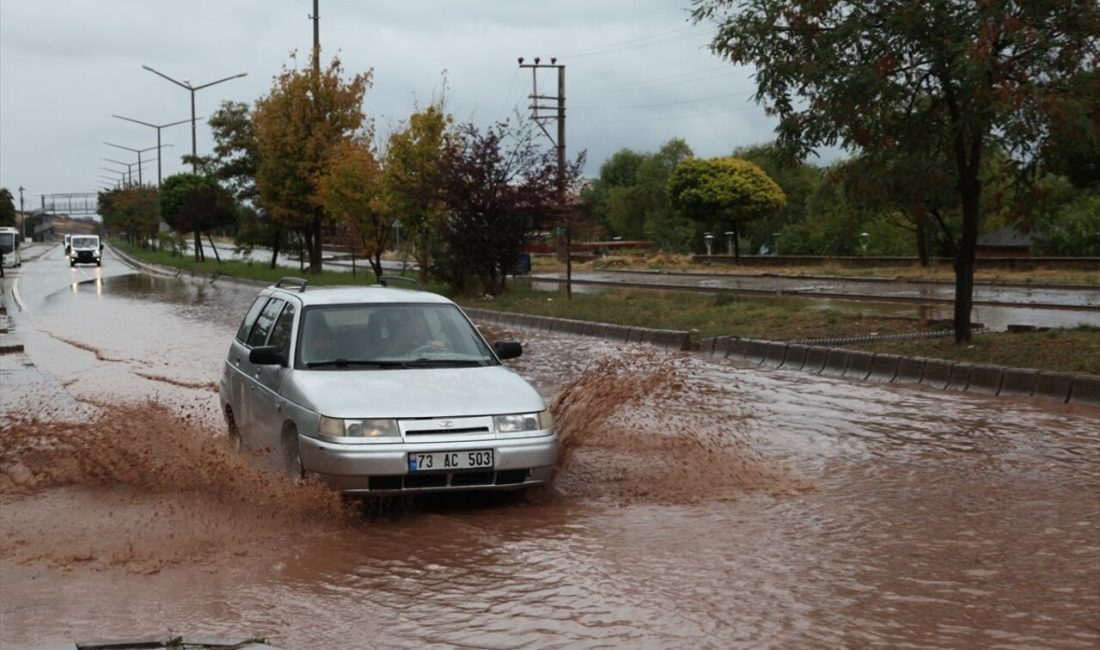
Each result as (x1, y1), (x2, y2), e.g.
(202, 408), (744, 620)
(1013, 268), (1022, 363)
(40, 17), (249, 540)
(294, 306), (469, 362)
(298, 431), (559, 494)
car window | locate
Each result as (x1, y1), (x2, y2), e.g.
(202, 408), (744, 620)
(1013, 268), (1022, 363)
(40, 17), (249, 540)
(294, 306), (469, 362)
(267, 302), (297, 355)
(298, 303), (493, 366)
(235, 297), (269, 342)
(246, 298), (286, 348)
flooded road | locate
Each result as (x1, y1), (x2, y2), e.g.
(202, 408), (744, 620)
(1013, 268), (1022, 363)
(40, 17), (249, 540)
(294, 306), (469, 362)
(2, 247), (1098, 649)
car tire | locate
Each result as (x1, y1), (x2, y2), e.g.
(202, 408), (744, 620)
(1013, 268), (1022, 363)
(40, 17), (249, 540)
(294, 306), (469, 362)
(96, 260), (101, 267)
(69, 260), (75, 267)
(282, 424), (304, 481)
(224, 406), (242, 452)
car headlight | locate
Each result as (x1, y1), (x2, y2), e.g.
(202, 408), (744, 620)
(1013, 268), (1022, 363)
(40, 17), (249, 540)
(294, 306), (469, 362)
(318, 416), (401, 443)
(494, 409), (553, 433)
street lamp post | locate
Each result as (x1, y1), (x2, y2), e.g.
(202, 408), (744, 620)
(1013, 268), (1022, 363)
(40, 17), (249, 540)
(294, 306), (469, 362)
(100, 158), (153, 187)
(17, 186), (25, 239)
(103, 142), (161, 186)
(724, 231), (734, 256)
(111, 115), (193, 189)
(859, 232), (871, 254)
(703, 232), (714, 256)
(141, 65), (247, 173)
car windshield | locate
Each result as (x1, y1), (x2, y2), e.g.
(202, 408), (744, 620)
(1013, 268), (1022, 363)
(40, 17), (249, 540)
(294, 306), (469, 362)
(297, 303), (494, 369)
(71, 236), (98, 248)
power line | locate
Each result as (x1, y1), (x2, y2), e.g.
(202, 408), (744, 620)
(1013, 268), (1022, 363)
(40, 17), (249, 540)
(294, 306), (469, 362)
(572, 91), (752, 110)
(572, 68), (740, 96)
(554, 25), (714, 59)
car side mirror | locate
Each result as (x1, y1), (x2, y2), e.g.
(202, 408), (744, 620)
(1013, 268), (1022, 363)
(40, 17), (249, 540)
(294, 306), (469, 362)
(249, 345), (286, 366)
(494, 340), (522, 360)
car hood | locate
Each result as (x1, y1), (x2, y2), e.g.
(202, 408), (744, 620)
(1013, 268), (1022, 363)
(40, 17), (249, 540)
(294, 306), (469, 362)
(286, 365), (547, 418)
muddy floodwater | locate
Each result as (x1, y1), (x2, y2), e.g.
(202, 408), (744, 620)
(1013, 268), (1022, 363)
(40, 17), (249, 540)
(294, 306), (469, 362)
(2, 258), (1099, 649)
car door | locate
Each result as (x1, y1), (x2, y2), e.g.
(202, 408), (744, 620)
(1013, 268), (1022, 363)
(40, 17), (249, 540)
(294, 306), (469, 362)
(227, 295), (269, 442)
(251, 300), (298, 453)
(240, 297), (285, 448)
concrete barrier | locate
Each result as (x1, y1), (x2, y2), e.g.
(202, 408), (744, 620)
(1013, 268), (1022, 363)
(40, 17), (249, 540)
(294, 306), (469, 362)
(999, 369), (1038, 397)
(1069, 375), (1100, 407)
(921, 360), (953, 389)
(1034, 371), (1072, 403)
(780, 344), (809, 370)
(967, 364), (1004, 395)
(802, 346), (829, 374)
(821, 349), (850, 377)
(947, 363), (973, 391)
(461, 307), (1096, 408)
(868, 353), (901, 382)
(744, 339), (771, 365)
(895, 357), (927, 383)
(763, 342), (788, 368)
(843, 351), (875, 380)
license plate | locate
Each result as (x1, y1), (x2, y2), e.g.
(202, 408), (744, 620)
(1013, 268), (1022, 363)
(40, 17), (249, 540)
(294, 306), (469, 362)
(408, 450), (494, 472)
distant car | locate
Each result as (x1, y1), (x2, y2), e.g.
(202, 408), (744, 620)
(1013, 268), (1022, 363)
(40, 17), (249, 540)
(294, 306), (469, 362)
(68, 234), (102, 266)
(219, 277), (557, 494)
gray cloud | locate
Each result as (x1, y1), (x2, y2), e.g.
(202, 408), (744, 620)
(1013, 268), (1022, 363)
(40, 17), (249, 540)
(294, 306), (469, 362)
(1, 0), (806, 206)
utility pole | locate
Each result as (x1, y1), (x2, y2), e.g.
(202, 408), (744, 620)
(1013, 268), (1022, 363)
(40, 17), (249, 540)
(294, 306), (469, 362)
(17, 186), (25, 239)
(310, 0), (321, 76)
(518, 56), (570, 297)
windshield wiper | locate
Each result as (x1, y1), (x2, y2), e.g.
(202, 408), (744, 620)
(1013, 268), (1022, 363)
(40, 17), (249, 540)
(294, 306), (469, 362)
(306, 359), (409, 369)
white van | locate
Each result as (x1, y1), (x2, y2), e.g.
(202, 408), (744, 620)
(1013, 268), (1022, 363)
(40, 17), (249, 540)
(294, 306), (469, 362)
(68, 234), (102, 267)
(0, 227), (21, 268)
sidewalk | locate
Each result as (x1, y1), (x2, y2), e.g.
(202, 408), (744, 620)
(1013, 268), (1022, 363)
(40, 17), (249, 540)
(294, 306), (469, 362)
(0, 261), (89, 419)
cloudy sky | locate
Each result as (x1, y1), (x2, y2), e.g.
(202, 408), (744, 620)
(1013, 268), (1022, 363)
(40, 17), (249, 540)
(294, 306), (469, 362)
(1, 0), (797, 209)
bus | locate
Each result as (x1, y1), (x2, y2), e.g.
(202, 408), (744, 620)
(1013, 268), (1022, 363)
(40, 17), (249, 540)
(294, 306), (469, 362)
(0, 226), (21, 268)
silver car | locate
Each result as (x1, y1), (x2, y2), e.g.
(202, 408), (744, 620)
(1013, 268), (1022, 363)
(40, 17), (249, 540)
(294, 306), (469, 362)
(219, 278), (557, 494)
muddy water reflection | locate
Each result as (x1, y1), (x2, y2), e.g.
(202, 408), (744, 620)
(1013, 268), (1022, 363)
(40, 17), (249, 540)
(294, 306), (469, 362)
(2, 275), (1098, 648)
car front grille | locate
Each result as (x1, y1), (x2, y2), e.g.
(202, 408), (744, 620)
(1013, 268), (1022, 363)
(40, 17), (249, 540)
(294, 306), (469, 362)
(404, 427), (490, 436)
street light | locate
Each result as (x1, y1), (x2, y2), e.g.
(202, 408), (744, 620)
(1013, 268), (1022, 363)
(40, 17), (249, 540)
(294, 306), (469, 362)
(100, 157), (153, 187)
(141, 65), (247, 172)
(103, 142), (162, 186)
(859, 232), (871, 254)
(724, 231), (734, 256)
(703, 232), (714, 256)
(111, 114), (194, 189)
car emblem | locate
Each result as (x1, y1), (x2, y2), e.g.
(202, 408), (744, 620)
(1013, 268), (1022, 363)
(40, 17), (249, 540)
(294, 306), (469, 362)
(439, 420), (455, 428)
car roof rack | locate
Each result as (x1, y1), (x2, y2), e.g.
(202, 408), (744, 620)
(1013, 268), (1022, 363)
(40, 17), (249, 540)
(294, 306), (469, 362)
(274, 277), (309, 292)
(378, 275), (423, 291)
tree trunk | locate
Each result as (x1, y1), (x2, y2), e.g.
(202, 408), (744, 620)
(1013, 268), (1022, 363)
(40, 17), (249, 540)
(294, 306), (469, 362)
(193, 231), (204, 262)
(916, 213), (930, 267)
(953, 175), (980, 344)
(206, 232), (221, 264)
(269, 226), (282, 270)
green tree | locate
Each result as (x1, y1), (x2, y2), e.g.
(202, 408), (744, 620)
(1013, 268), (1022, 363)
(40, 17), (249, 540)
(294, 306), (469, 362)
(160, 173), (237, 261)
(1032, 193), (1100, 256)
(99, 186), (160, 246)
(731, 143), (822, 255)
(384, 101), (452, 282)
(317, 137), (388, 279)
(0, 188), (15, 228)
(692, 0), (1100, 341)
(668, 157), (787, 260)
(254, 54), (372, 273)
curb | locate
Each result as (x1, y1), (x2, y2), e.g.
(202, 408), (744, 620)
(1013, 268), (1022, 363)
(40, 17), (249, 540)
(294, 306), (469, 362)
(464, 306), (1098, 408)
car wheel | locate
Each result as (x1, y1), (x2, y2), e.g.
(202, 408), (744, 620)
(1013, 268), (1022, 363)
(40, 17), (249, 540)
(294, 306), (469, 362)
(96, 260), (101, 267)
(224, 406), (242, 452)
(69, 260), (75, 267)
(281, 424), (304, 481)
